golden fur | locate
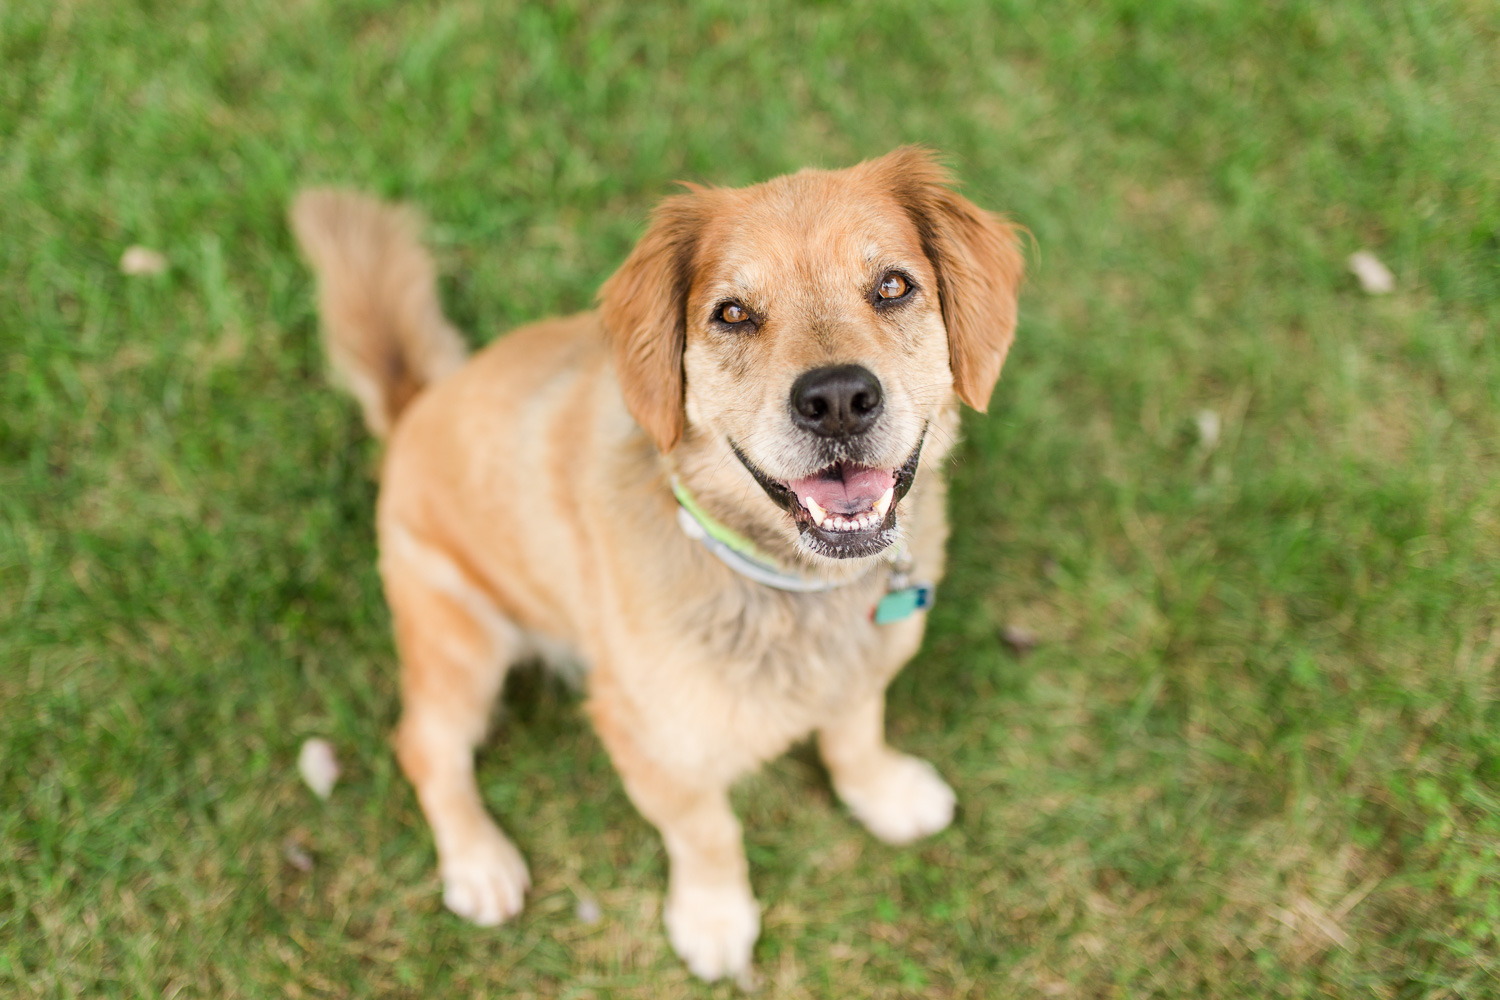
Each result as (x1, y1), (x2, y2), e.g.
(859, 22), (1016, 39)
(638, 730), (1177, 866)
(290, 147), (1023, 982)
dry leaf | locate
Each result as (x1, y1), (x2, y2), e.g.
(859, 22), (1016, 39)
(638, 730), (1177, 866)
(120, 245), (168, 276)
(283, 838), (314, 872)
(1196, 409), (1221, 450)
(575, 897), (602, 925)
(1002, 624), (1039, 655)
(298, 738), (340, 799)
(1348, 251), (1394, 294)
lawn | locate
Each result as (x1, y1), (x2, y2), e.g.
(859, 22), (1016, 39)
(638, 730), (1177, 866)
(3, 1), (1499, 996)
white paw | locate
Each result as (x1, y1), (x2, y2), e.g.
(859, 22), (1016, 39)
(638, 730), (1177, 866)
(836, 753), (956, 845)
(439, 825), (531, 927)
(663, 882), (760, 982)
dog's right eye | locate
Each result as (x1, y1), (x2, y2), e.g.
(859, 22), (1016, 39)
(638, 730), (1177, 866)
(715, 303), (751, 325)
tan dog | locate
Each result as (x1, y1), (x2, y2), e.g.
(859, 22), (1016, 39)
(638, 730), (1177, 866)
(290, 147), (1022, 982)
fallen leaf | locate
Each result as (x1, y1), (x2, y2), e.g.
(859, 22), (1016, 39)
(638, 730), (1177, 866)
(1196, 409), (1221, 450)
(283, 838), (314, 872)
(1348, 250), (1394, 294)
(120, 245), (168, 276)
(575, 897), (602, 924)
(1002, 624), (1039, 655)
(298, 738), (340, 800)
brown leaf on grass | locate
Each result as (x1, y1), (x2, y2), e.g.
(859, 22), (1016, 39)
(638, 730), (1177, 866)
(1002, 624), (1040, 655)
(282, 838), (314, 873)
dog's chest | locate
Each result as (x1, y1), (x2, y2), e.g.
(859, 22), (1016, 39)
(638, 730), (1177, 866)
(682, 576), (905, 706)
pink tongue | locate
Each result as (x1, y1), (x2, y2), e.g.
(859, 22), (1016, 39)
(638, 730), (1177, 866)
(787, 465), (895, 516)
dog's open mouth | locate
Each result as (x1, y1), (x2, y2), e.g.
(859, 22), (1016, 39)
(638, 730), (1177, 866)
(730, 436), (924, 559)
(788, 464), (896, 532)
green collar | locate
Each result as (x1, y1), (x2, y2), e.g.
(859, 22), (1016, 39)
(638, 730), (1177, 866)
(671, 477), (843, 592)
(671, 476), (936, 621)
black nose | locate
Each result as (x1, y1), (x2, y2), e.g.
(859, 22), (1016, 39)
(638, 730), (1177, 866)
(789, 364), (884, 438)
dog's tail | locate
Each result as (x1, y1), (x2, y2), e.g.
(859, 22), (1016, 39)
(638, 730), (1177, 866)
(289, 190), (468, 439)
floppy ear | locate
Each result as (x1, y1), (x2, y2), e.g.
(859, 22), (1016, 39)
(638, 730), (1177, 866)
(597, 190), (707, 453)
(872, 147), (1025, 411)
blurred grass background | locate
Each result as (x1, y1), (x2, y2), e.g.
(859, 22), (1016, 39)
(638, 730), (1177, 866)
(3, 1), (1499, 996)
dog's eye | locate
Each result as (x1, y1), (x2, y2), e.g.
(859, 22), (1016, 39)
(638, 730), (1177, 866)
(717, 303), (751, 324)
(877, 273), (910, 300)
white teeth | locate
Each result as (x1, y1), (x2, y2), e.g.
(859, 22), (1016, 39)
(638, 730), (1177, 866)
(818, 513), (879, 533)
(804, 495), (893, 533)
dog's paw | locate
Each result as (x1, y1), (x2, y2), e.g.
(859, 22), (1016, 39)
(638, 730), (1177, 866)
(439, 825), (531, 927)
(836, 753), (956, 845)
(663, 882), (760, 982)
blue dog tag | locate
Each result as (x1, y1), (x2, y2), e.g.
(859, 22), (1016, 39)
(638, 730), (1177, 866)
(873, 585), (933, 625)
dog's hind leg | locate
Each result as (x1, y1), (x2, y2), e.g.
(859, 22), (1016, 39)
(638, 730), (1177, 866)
(383, 524), (530, 926)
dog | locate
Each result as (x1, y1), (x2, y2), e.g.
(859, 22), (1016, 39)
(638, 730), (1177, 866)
(289, 147), (1023, 982)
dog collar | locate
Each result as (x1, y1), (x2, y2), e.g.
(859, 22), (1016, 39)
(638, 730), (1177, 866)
(671, 477), (935, 621)
(672, 477), (841, 592)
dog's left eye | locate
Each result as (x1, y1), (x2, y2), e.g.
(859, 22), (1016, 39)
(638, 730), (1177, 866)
(716, 302), (751, 325)
(877, 273), (910, 300)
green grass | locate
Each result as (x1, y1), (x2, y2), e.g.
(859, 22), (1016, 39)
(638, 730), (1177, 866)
(3, 0), (1499, 996)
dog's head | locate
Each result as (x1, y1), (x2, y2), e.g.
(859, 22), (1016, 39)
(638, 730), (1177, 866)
(599, 147), (1023, 562)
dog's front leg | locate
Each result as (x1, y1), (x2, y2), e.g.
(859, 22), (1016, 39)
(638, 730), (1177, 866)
(587, 682), (759, 983)
(819, 691), (956, 845)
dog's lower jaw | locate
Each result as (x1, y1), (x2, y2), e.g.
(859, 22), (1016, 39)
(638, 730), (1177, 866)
(796, 521), (902, 561)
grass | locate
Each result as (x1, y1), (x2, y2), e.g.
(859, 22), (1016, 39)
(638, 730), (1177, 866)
(3, 0), (1499, 996)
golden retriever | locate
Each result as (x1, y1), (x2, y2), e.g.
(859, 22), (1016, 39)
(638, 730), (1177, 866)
(290, 147), (1023, 982)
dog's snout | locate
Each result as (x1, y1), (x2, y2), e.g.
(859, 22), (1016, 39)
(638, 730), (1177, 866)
(789, 364), (884, 438)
